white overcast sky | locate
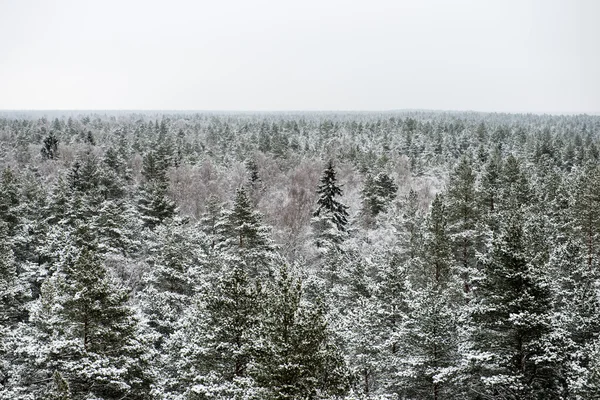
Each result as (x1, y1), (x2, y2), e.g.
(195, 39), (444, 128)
(0, 0), (599, 113)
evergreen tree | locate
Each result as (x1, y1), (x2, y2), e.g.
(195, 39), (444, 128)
(371, 253), (410, 395)
(67, 152), (101, 194)
(446, 155), (480, 297)
(312, 160), (350, 247)
(216, 187), (274, 276)
(394, 188), (424, 263)
(479, 147), (502, 216)
(41, 131), (59, 160)
(246, 159), (261, 186)
(8, 248), (153, 399)
(12, 167), (47, 266)
(199, 194), (225, 251)
(0, 221), (27, 394)
(45, 371), (72, 400)
(250, 266), (351, 399)
(141, 150), (168, 184)
(170, 264), (262, 398)
(468, 212), (560, 399)
(139, 222), (204, 343)
(138, 181), (177, 230)
(424, 194), (452, 285)
(0, 222), (25, 327)
(499, 154), (531, 210)
(0, 168), (20, 235)
(395, 194), (461, 400)
(549, 239), (600, 398)
(361, 172), (398, 219)
(573, 165), (600, 268)
(93, 199), (140, 255)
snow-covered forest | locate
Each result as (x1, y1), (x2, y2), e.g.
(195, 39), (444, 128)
(1, 111), (600, 399)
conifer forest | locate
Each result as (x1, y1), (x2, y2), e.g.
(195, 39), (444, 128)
(2, 110), (600, 400)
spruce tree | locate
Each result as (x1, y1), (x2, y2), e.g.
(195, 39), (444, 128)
(246, 159), (261, 186)
(141, 150), (168, 183)
(67, 152), (101, 194)
(312, 160), (349, 247)
(217, 187), (274, 276)
(138, 181), (177, 229)
(0, 168), (20, 235)
(138, 148), (176, 230)
(499, 154), (531, 210)
(41, 131), (59, 160)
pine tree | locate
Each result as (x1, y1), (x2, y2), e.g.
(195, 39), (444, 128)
(549, 239), (600, 398)
(425, 194), (452, 285)
(479, 147), (502, 215)
(12, 167), (47, 266)
(45, 176), (71, 226)
(0, 221), (26, 394)
(371, 253), (411, 395)
(573, 165), (600, 268)
(170, 264), (263, 398)
(220, 187), (270, 251)
(9, 249), (153, 399)
(199, 195), (224, 248)
(446, 155), (480, 297)
(468, 212), (560, 399)
(361, 172), (398, 219)
(250, 266), (351, 399)
(397, 194), (461, 400)
(0, 222), (24, 326)
(93, 199), (140, 255)
(399, 285), (459, 400)
(394, 188), (425, 263)
(139, 222), (204, 343)
(59, 250), (153, 398)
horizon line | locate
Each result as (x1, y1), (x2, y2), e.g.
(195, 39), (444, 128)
(0, 108), (599, 116)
